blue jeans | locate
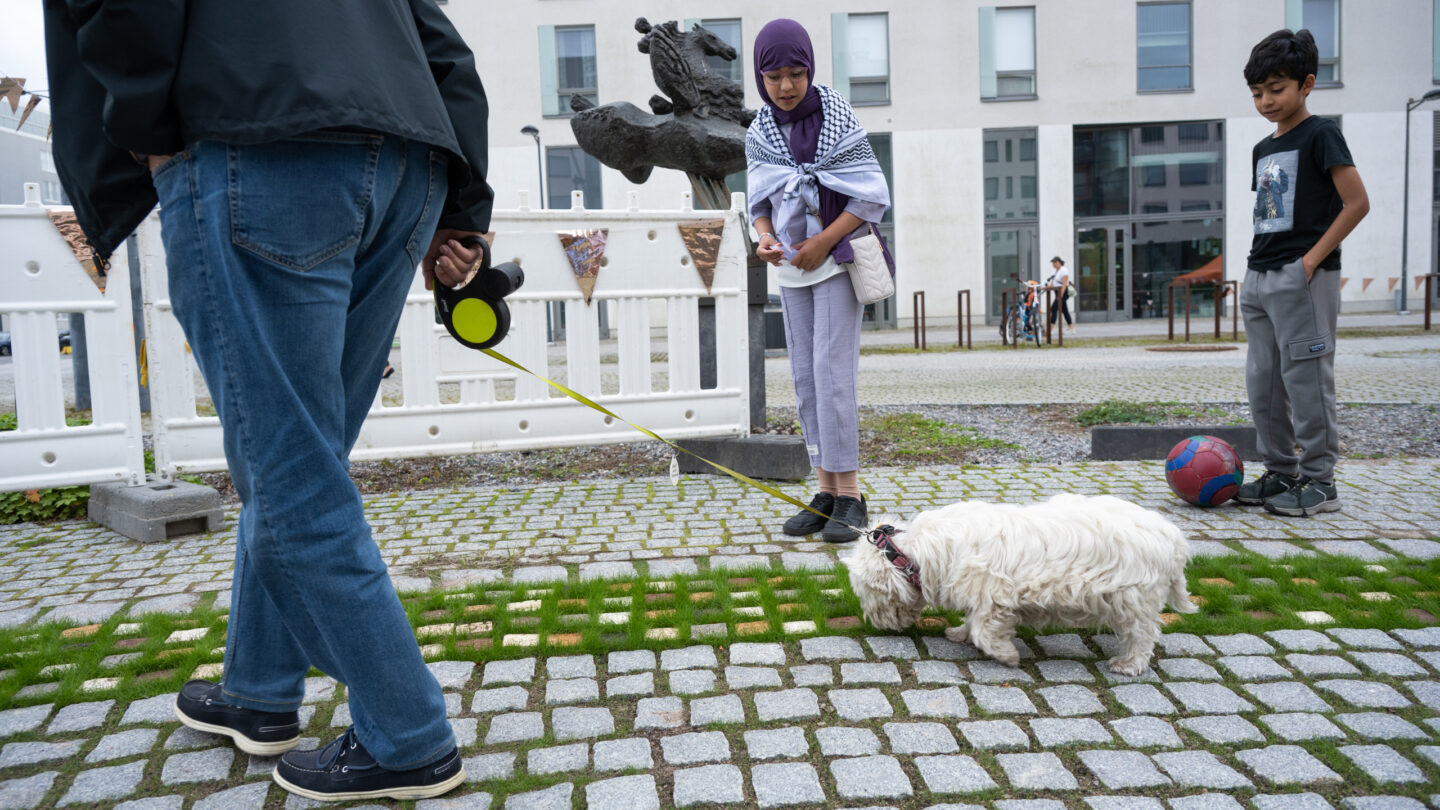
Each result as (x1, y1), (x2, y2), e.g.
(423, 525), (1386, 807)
(151, 133), (453, 769)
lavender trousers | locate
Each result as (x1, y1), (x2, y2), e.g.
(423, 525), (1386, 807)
(780, 271), (864, 472)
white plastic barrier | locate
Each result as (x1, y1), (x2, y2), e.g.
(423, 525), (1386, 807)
(142, 190), (751, 478)
(0, 184), (146, 491)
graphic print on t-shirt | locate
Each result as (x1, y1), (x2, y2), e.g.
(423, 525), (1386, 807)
(1253, 150), (1298, 234)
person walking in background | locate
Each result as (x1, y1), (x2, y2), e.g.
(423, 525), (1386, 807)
(1046, 256), (1075, 335)
(44, 0), (492, 800)
(746, 18), (893, 543)
(1232, 28), (1368, 517)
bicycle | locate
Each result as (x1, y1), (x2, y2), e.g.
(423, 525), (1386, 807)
(1000, 280), (1044, 348)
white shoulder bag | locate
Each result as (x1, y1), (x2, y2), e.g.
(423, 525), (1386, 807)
(844, 223), (893, 305)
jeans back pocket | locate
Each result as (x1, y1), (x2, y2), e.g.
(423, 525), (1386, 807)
(227, 133), (382, 272)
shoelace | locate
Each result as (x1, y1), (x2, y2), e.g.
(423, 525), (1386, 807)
(317, 728), (364, 773)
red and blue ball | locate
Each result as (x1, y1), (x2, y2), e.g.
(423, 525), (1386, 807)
(1165, 435), (1243, 507)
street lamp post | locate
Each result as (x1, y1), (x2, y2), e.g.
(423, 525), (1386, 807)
(1401, 88), (1440, 312)
(521, 125), (544, 209)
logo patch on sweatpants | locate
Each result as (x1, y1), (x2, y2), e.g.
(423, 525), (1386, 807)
(1308, 342), (1326, 353)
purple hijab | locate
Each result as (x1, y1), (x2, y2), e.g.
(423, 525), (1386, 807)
(753, 19), (849, 245)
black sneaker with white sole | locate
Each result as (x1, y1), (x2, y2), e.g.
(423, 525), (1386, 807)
(1263, 477), (1341, 517)
(273, 727), (465, 802)
(174, 680), (301, 756)
(1233, 469), (1300, 505)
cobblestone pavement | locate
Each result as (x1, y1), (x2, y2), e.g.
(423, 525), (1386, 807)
(767, 335), (1440, 407)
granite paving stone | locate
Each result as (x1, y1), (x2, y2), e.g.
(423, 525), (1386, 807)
(1340, 799), (1428, 810)
(528, 743), (588, 776)
(550, 706), (614, 741)
(689, 694), (744, 725)
(971, 685), (1039, 714)
(1035, 633), (1096, 658)
(1031, 717), (1113, 747)
(884, 721), (960, 754)
(1157, 658), (1222, 681)
(1164, 682), (1255, 714)
(816, 726), (881, 757)
(1333, 712), (1431, 740)
(1260, 712), (1348, 741)
(829, 688), (894, 720)
(608, 650), (656, 673)
(755, 688), (820, 722)
(801, 636), (865, 661)
(0, 739), (84, 768)
(0, 771), (56, 810)
(958, 719), (1031, 750)
(1313, 679), (1410, 708)
(1286, 654), (1361, 677)
(160, 748), (234, 785)
(592, 738), (653, 772)
(1328, 629), (1404, 650)
(913, 661), (966, 684)
(544, 677), (599, 704)
(723, 666), (781, 689)
(1109, 716), (1183, 748)
(669, 669), (715, 695)
(1250, 793), (1336, 810)
(866, 636), (922, 659)
(120, 695), (174, 725)
(661, 731), (730, 765)
(1205, 634), (1276, 655)
(789, 665), (833, 687)
(585, 774), (659, 810)
(634, 697), (685, 729)
(900, 687), (969, 719)
(1156, 634), (1216, 656)
(546, 655), (595, 679)
(915, 754), (998, 793)
(1079, 750), (1174, 790)
(744, 726), (808, 760)
(1111, 684), (1177, 714)
(1085, 798), (1165, 810)
(0, 705), (52, 738)
(672, 764), (743, 807)
(1347, 652), (1428, 677)
(427, 660), (476, 689)
(1037, 684), (1106, 716)
(841, 662), (902, 685)
(1406, 679), (1440, 709)
(1243, 682), (1334, 712)
(58, 760), (146, 806)
(1037, 660), (1097, 682)
(87, 729), (159, 763)
(46, 700), (113, 734)
(1235, 745), (1344, 785)
(831, 755), (913, 799)
(661, 646), (718, 671)
(482, 658), (535, 686)
(191, 783), (271, 810)
(485, 712), (543, 744)
(1152, 750), (1254, 789)
(1217, 656), (1293, 680)
(1177, 714), (1265, 744)
(729, 642), (786, 665)
(751, 762), (826, 808)
(502, 782), (572, 810)
(164, 726), (221, 750)
(996, 752), (1080, 790)
(922, 637), (984, 660)
(606, 672), (654, 697)
(994, 801), (1067, 810)
(1337, 745), (1428, 783)
(1392, 628), (1440, 647)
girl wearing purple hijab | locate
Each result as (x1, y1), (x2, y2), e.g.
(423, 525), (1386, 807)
(746, 18), (891, 543)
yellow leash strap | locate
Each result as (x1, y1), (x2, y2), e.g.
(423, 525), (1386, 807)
(481, 348), (852, 530)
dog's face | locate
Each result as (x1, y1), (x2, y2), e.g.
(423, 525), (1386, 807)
(842, 519), (928, 631)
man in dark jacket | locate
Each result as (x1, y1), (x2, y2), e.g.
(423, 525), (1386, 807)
(45, 0), (492, 801)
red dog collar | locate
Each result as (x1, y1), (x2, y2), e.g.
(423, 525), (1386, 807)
(869, 525), (921, 591)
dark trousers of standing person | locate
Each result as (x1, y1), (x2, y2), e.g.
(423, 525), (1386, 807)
(1049, 292), (1073, 326)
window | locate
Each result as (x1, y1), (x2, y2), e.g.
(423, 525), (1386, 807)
(547, 146), (602, 209)
(1141, 164), (1167, 187)
(1020, 175), (1037, 199)
(845, 13), (890, 104)
(40, 151), (56, 174)
(699, 19), (743, 85)
(980, 7), (1036, 100)
(1177, 122), (1208, 141)
(1296, 0), (1340, 84)
(1137, 2), (1192, 92)
(1075, 121), (1224, 218)
(985, 178), (1000, 200)
(1140, 126), (1166, 144)
(984, 141), (999, 162)
(539, 25), (596, 116)
(1178, 161), (1209, 185)
(1019, 138), (1037, 161)
(41, 181), (62, 204)
(984, 128), (1037, 220)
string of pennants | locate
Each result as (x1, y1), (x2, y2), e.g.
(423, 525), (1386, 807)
(557, 220), (727, 303)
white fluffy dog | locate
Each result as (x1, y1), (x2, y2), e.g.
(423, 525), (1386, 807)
(845, 494), (1196, 675)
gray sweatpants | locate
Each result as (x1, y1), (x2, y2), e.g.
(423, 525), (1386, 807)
(1240, 260), (1341, 482)
(781, 272), (863, 472)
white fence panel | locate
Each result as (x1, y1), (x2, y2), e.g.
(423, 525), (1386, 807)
(0, 185), (145, 491)
(143, 191), (751, 476)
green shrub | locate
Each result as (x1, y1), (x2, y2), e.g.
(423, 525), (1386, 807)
(1, 486), (89, 524)
(1075, 399), (1173, 427)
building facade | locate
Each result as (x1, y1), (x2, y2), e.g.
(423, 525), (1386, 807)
(328, 2), (1440, 322)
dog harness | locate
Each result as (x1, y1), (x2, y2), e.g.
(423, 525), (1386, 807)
(868, 525), (921, 591)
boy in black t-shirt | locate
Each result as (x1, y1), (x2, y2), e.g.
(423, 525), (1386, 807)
(1234, 29), (1369, 516)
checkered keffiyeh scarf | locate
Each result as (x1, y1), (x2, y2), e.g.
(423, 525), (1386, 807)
(745, 84), (890, 256)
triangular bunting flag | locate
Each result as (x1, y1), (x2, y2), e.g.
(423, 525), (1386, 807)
(558, 228), (608, 304)
(1419, 277), (1428, 291)
(1340, 277), (1349, 289)
(677, 219), (726, 294)
(1388, 277), (1399, 292)
(1362, 277), (1373, 292)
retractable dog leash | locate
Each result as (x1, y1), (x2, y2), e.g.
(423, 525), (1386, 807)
(434, 235), (871, 536)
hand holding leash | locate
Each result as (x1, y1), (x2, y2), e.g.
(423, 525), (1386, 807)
(434, 235), (525, 350)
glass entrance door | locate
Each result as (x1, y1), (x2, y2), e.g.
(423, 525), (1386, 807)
(986, 225), (1038, 322)
(1075, 226), (1129, 320)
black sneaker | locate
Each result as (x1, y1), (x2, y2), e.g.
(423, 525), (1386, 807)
(782, 492), (834, 536)
(1264, 477), (1341, 517)
(273, 727), (465, 802)
(1233, 470), (1300, 505)
(821, 495), (868, 543)
(173, 680), (301, 756)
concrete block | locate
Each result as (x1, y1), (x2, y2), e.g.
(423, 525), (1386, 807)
(88, 478), (225, 543)
(674, 435), (810, 481)
(1090, 425), (1259, 461)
